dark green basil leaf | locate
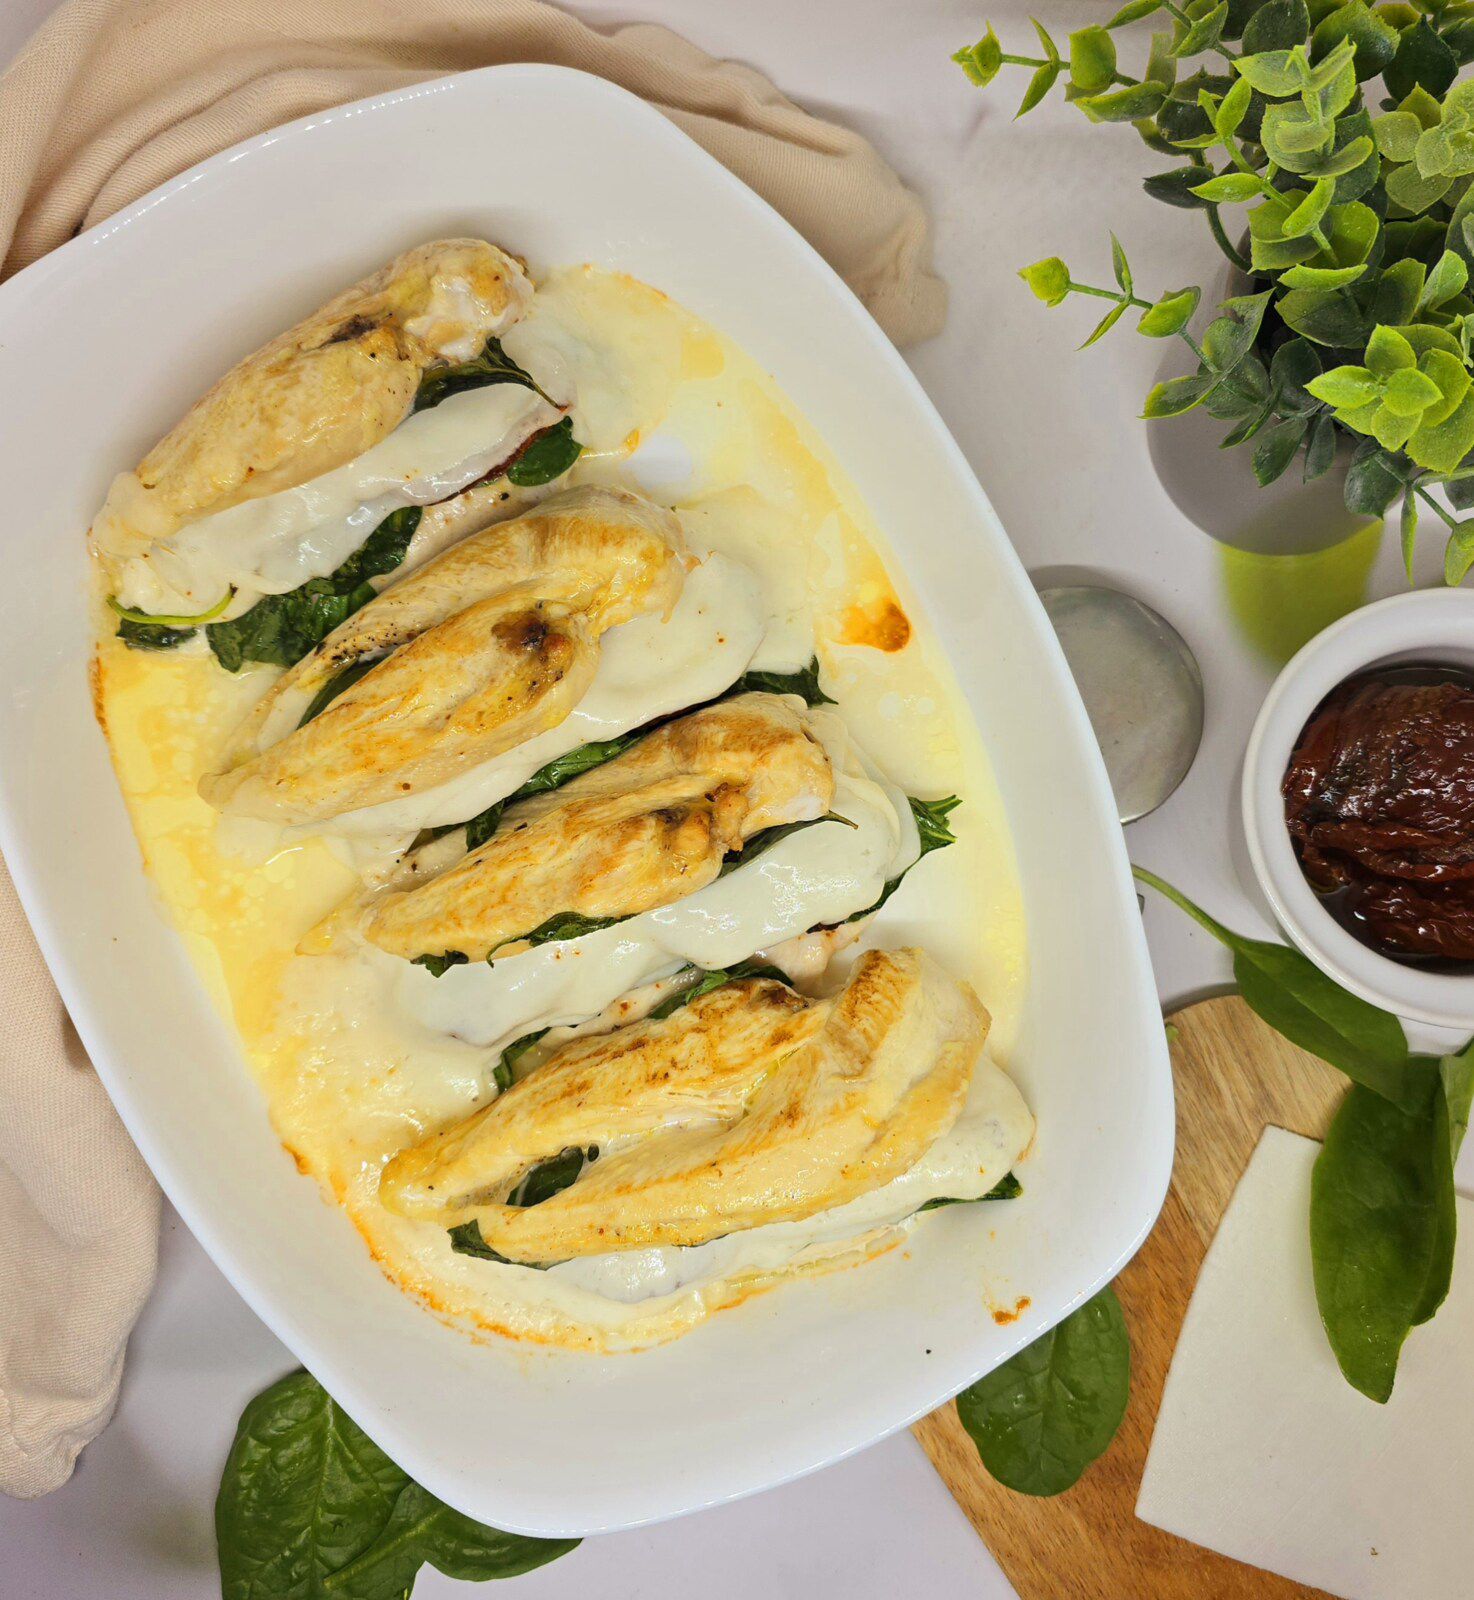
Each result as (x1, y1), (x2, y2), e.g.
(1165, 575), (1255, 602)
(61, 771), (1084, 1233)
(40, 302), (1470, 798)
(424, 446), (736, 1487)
(507, 417), (583, 486)
(956, 1286), (1130, 1496)
(919, 1171), (1022, 1211)
(215, 1370), (574, 1599)
(1134, 867), (1416, 1104)
(500, 911), (629, 954)
(1310, 1074), (1449, 1402)
(494, 1028), (549, 1091)
(206, 506), (420, 671)
(446, 1219), (551, 1269)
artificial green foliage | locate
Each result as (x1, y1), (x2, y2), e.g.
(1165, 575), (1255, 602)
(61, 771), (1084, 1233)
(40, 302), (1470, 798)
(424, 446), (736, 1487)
(957, 0), (1474, 579)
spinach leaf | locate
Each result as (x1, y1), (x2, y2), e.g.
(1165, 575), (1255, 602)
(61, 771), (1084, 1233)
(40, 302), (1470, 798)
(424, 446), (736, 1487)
(717, 813), (853, 877)
(412, 336), (543, 414)
(507, 1145), (598, 1208)
(447, 1220), (552, 1271)
(835, 794), (961, 925)
(919, 1171), (1022, 1211)
(497, 910), (629, 955)
(1134, 866), (1417, 1106)
(956, 1285), (1130, 1496)
(730, 658), (835, 705)
(1310, 1074), (1451, 1402)
(493, 1028), (549, 1092)
(413, 951), (469, 978)
(215, 1369), (574, 1600)
(647, 959), (792, 1022)
(297, 656), (382, 727)
(507, 417), (582, 486)
(206, 506), (420, 672)
(116, 617), (198, 651)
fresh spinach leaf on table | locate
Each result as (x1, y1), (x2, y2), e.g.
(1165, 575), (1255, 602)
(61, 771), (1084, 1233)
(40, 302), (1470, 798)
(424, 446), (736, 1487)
(1136, 867), (1474, 1402)
(205, 505), (421, 671)
(955, 1285), (1130, 1496)
(215, 1370), (574, 1600)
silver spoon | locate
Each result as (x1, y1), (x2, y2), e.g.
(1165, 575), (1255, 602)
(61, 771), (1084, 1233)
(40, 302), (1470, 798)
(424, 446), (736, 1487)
(1038, 585), (1205, 824)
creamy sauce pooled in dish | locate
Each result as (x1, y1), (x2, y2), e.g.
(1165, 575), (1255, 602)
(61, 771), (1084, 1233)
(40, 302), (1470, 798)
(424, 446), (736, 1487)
(93, 264), (1028, 1352)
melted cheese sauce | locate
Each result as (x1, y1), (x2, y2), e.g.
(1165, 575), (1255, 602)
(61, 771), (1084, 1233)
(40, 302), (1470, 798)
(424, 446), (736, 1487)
(94, 264), (1028, 1352)
(111, 384), (562, 615)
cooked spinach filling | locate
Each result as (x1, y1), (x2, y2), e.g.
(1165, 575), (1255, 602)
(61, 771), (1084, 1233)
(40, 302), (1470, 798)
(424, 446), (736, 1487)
(411, 814), (847, 975)
(918, 1171), (1022, 1212)
(295, 655), (383, 728)
(115, 332), (583, 665)
(447, 1143), (599, 1268)
(829, 793), (961, 927)
(417, 658), (839, 857)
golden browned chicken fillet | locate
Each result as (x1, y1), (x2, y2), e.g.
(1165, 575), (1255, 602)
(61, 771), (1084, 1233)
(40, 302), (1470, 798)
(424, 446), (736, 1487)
(379, 948), (988, 1264)
(94, 239), (533, 561)
(198, 487), (686, 824)
(356, 693), (836, 963)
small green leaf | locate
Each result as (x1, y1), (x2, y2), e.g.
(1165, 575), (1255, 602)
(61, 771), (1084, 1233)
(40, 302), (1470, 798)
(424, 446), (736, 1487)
(1018, 59), (1063, 116)
(1385, 161), (1453, 213)
(1108, 0), (1163, 23)
(1402, 486), (1420, 577)
(1069, 26), (1117, 93)
(1446, 519), (1474, 584)
(1382, 366), (1442, 416)
(1253, 416), (1309, 483)
(1144, 166), (1216, 208)
(1307, 364), (1383, 407)
(1137, 286), (1202, 336)
(1076, 82), (1167, 122)
(1081, 298), (1130, 348)
(1421, 248), (1470, 311)
(956, 1287), (1131, 1496)
(1372, 109), (1423, 162)
(1191, 171), (1266, 202)
(1411, 390), (1474, 475)
(1366, 324), (1418, 374)
(1216, 74), (1253, 137)
(1110, 233), (1133, 294)
(1281, 176), (1336, 237)
(1370, 256), (1427, 327)
(1143, 373), (1213, 417)
(1311, 0), (1399, 80)
(1384, 16), (1458, 103)
(1343, 442), (1406, 515)
(1304, 410), (1339, 480)
(1032, 17), (1062, 64)
(1019, 257), (1071, 305)
(1235, 49), (1305, 97)
(1178, 1), (1229, 56)
(1278, 261), (1367, 288)
(953, 28), (1003, 87)
(1276, 286), (1367, 345)
(1242, 0), (1311, 52)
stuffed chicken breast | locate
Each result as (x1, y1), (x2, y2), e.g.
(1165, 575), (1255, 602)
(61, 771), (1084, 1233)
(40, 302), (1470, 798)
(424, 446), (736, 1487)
(380, 948), (1016, 1276)
(94, 238), (578, 648)
(199, 486), (688, 824)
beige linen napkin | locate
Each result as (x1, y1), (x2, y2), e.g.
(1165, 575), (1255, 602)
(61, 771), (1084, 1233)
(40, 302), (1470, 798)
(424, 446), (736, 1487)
(0, 0), (946, 1500)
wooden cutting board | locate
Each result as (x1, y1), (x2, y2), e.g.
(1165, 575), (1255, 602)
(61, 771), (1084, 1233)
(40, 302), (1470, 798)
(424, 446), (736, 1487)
(913, 993), (1349, 1600)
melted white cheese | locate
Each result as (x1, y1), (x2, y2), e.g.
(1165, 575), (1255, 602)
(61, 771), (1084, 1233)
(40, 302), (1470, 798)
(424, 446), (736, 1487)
(115, 385), (562, 614)
(384, 708), (921, 1049)
(321, 549), (766, 838)
(530, 1055), (1031, 1311)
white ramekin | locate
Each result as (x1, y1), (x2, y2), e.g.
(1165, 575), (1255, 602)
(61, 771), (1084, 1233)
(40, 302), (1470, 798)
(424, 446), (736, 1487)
(1242, 587), (1474, 1031)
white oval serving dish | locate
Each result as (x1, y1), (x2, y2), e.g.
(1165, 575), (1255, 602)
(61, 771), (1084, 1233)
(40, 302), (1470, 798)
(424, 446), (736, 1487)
(0, 65), (1172, 1536)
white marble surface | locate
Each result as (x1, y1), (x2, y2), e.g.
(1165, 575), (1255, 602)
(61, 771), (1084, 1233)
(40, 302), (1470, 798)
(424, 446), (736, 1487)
(0, 0), (1440, 1594)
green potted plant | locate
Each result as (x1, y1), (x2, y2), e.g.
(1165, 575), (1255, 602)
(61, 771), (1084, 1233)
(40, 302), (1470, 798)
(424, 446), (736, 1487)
(955, 0), (1474, 580)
